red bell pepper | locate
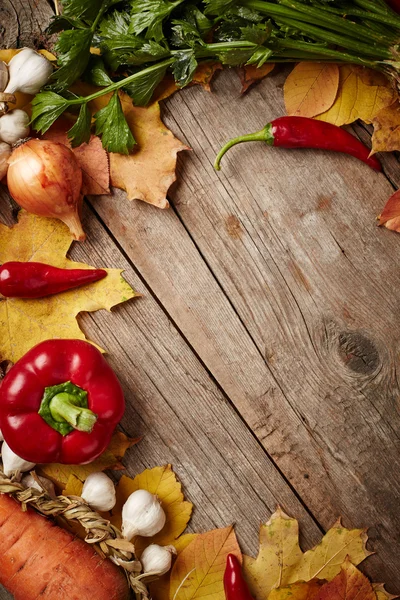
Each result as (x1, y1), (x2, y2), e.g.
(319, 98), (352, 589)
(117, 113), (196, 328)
(224, 554), (254, 600)
(0, 262), (107, 298)
(0, 339), (125, 464)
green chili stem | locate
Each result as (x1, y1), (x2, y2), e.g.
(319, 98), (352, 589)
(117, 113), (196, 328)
(214, 126), (273, 171)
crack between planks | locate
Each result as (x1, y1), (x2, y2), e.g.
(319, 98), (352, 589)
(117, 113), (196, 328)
(85, 198), (326, 536)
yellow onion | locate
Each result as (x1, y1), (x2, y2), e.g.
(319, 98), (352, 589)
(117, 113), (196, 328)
(7, 139), (85, 240)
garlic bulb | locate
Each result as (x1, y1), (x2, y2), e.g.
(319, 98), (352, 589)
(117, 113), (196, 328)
(122, 489), (166, 540)
(2, 441), (36, 477)
(21, 473), (55, 497)
(141, 544), (176, 576)
(4, 48), (53, 95)
(0, 109), (30, 145)
(81, 472), (116, 512)
(0, 62), (8, 92)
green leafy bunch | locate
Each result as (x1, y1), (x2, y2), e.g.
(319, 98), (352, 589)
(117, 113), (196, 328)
(31, 0), (400, 154)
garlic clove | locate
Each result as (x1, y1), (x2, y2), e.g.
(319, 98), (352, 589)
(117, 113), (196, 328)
(2, 441), (36, 477)
(141, 544), (177, 576)
(81, 472), (116, 512)
(0, 109), (30, 145)
(0, 62), (8, 93)
(122, 489), (166, 540)
(4, 48), (53, 95)
(21, 473), (55, 497)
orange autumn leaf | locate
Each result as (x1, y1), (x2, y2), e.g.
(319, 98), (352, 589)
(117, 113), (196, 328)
(371, 102), (400, 154)
(378, 189), (400, 232)
(191, 61), (222, 92)
(42, 118), (110, 196)
(268, 580), (326, 600)
(314, 559), (375, 600)
(316, 66), (395, 126)
(284, 63), (339, 118)
(83, 88), (187, 209)
(169, 526), (241, 600)
(238, 63), (275, 93)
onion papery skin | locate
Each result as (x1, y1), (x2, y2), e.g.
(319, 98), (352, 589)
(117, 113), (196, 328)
(7, 139), (85, 241)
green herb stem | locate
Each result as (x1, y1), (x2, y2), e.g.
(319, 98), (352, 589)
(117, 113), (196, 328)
(276, 39), (385, 70)
(245, 1), (392, 58)
(68, 57), (175, 105)
(277, 0), (398, 45)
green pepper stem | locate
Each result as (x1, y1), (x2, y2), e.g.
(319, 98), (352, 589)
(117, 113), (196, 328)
(214, 125), (273, 171)
(49, 393), (97, 433)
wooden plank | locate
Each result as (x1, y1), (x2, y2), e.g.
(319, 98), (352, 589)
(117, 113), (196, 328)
(0, 0), (53, 48)
(0, 194), (323, 600)
(91, 70), (400, 589)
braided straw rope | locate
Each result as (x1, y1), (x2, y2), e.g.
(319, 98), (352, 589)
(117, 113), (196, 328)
(0, 470), (152, 599)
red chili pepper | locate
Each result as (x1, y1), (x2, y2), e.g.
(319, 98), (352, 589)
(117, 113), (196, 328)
(0, 262), (107, 298)
(0, 339), (125, 464)
(224, 554), (254, 600)
(214, 116), (381, 172)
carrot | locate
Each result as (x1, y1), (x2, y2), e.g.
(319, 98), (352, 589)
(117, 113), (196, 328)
(0, 494), (130, 600)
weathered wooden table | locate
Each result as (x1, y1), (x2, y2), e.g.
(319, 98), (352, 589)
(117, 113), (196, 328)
(1, 1), (400, 597)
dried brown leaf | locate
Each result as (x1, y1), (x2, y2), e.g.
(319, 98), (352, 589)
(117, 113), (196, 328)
(284, 63), (339, 118)
(371, 102), (400, 154)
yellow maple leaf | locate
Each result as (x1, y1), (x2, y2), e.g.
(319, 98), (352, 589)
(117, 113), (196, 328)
(111, 465), (193, 554)
(316, 65), (395, 126)
(371, 102), (400, 154)
(268, 579), (325, 600)
(63, 474), (84, 496)
(169, 526), (240, 600)
(0, 211), (137, 362)
(243, 508), (303, 599)
(284, 63), (339, 118)
(285, 519), (371, 584)
(243, 509), (370, 599)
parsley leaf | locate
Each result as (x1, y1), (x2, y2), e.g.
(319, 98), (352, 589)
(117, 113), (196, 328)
(123, 62), (168, 105)
(170, 20), (205, 48)
(130, 0), (185, 41)
(31, 91), (71, 134)
(52, 28), (93, 91)
(101, 36), (169, 70)
(94, 91), (135, 154)
(68, 103), (92, 147)
(85, 56), (114, 87)
(98, 10), (130, 37)
(172, 50), (198, 87)
(204, 0), (239, 15)
(61, 0), (114, 23)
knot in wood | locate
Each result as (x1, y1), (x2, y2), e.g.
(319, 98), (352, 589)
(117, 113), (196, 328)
(338, 331), (380, 375)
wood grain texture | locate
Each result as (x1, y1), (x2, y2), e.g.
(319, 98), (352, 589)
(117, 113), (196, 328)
(91, 70), (400, 588)
(2, 0), (400, 596)
(0, 193), (323, 598)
